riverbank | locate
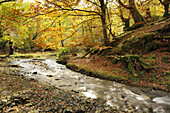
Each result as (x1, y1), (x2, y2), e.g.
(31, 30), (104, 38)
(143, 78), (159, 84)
(0, 58), (123, 113)
(59, 49), (170, 92)
(0, 53), (169, 112)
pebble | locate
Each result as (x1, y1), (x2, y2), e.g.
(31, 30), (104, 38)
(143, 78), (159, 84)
(44, 106), (53, 111)
(25, 103), (33, 107)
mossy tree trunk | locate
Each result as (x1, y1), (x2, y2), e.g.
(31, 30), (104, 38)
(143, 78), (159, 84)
(99, 0), (109, 46)
(118, 0), (144, 24)
(9, 41), (14, 55)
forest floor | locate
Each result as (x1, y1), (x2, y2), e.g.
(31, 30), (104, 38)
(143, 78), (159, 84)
(66, 18), (170, 92)
(0, 48), (169, 112)
(67, 48), (170, 92)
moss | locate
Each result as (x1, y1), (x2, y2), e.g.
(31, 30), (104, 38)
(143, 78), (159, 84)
(165, 71), (170, 77)
(144, 41), (160, 53)
(162, 56), (169, 63)
(110, 55), (148, 75)
(116, 33), (156, 54)
(65, 62), (127, 84)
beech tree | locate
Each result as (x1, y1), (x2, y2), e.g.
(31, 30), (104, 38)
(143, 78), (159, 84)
(0, 0), (16, 38)
(32, 0), (117, 46)
(159, 0), (170, 18)
(117, 0), (144, 24)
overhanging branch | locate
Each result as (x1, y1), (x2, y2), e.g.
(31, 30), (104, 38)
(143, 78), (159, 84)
(0, 0), (15, 5)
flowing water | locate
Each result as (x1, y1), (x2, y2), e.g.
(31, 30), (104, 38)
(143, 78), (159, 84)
(9, 59), (170, 112)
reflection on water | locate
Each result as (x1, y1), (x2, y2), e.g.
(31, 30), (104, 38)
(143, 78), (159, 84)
(10, 59), (170, 112)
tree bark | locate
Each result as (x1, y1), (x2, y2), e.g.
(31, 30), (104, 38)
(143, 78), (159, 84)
(159, 0), (170, 18)
(163, 4), (169, 18)
(99, 0), (109, 46)
(118, 0), (144, 24)
(9, 41), (14, 55)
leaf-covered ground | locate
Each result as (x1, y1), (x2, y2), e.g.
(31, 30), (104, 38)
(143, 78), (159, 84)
(67, 19), (170, 92)
(68, 48), (169, 92)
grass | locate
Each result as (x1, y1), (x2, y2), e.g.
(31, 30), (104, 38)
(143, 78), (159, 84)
(0, 52), (58, 59)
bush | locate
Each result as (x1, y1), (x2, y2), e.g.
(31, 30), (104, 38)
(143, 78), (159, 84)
(57, 47), (71, 59)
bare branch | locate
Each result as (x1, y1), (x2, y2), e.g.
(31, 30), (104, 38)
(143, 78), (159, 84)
(60, 8), (101, 16)
(0, 0), (15, 5)
(117, 0), (132, 9)
(32, 11), (69, 40)
(63, 17), (100, 41)
(86, 0), (101, 7)
(68, 14), (98, 16)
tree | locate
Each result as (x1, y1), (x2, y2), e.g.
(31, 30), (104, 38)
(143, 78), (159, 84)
(159, 0), (170, 18)
(0, 1), (36, 53)
(117, 0), (144, 24)
(116, 3), (130, 30)
(33, 0), (117, 46)
(0, 0), (16, 39)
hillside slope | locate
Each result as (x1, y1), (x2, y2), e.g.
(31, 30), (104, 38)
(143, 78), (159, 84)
(64, 19), (170, 92)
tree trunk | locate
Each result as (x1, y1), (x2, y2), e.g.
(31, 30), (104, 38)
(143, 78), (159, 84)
(9, 41), (14, 55)
(159, 0), (170, 18)
(120, 15), (130, 29)
(129, 0), (144, 24)
(99, 0), (108, 46)
(118, 0), (144, 24)
(61, 40), (64, 47)
(164, 4), (169, 18)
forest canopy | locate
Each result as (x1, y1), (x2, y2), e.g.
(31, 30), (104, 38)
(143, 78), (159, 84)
(0, 0), (169, 52)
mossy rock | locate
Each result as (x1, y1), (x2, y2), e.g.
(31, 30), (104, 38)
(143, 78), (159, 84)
(110, 55), (147, 75)
(144, 41), (160, 53)
(162, 56), (170, 63)
(121, 33), (156, 53)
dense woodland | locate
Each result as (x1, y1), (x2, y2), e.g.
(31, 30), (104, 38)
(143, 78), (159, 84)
(0, 0), (169, 53)
(0, 0), (170, 91)
(0, 1), (170, 112)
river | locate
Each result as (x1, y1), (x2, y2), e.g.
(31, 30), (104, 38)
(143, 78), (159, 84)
(9, 59), (170, 113)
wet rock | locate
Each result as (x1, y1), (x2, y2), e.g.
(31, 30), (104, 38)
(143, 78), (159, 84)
(0, 105), (4, 110)
(25, 103), (33, 107)
(6, 107), (16, 112)
(9, 65), (21, 68)
(11, 103), (15, 106)
(13, 99), (20, 103)
(47, 75), (53, 77)
(44, 106), (53, 112)
(55, 78), (61, 80)
(13, 93), (20, 98)
(29, 78), (35, 81)
(1, 99), (7, 103)
(29, 109), (39, 113)
(33, 72), (37, 74)
(5, 101), (12, 106)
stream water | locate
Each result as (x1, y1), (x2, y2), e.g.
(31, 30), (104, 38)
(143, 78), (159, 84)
(9, 59), (170, 112)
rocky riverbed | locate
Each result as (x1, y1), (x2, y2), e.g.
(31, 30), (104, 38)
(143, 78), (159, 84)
(0, 69), (118, 113)
(1, 58), (170, 113)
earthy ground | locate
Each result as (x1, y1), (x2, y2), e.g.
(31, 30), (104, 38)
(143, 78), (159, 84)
(68, 48), (170, 92)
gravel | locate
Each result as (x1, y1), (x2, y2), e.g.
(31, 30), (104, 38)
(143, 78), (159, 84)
(0, 72), (125, 113)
